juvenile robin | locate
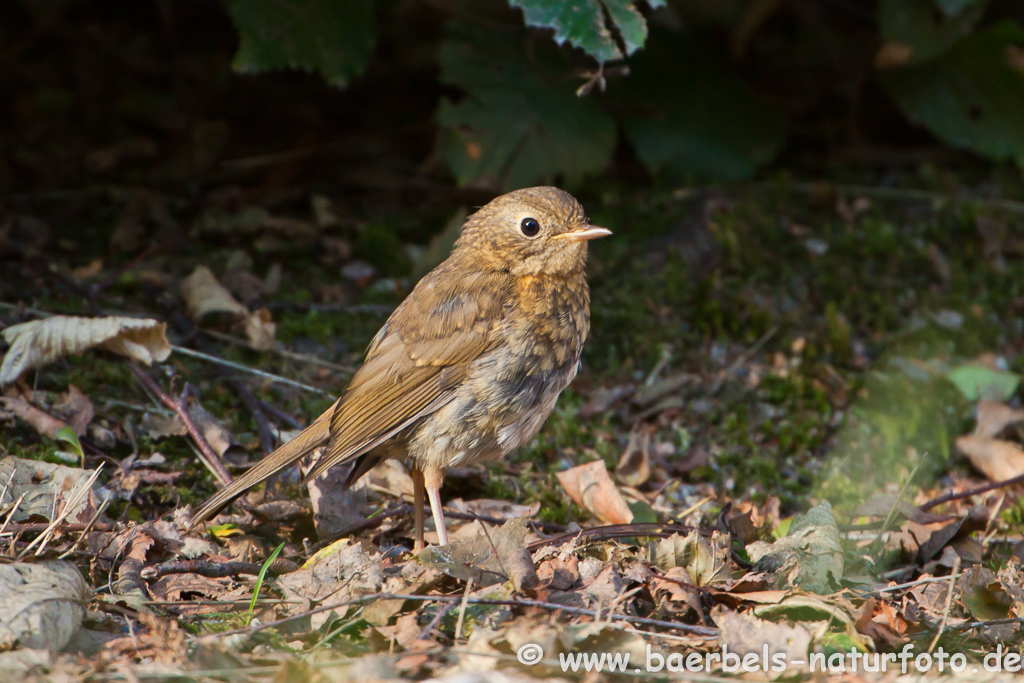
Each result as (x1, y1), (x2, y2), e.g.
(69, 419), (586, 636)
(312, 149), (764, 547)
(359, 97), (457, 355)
(190, 187), (610, 548)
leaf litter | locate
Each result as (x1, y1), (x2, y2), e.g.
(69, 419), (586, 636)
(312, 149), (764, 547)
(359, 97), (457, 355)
(4, 182), (1024, 681)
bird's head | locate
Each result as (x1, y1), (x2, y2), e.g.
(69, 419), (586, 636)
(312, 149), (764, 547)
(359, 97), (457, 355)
(454, 186), (611, 277)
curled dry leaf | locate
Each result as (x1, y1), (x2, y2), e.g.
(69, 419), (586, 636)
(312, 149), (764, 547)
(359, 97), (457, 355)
(0, 316), (171, 385)
(180, 265), (276, 350)
(974, 400), (1024, 439)
(180, 265), (248, 319)
(956, 434), (1024, 481)
(712, 605), (813, 679)
(557, 459), (633, 525)
(0, 393), (66, 439)
(0, 561), (90, 651)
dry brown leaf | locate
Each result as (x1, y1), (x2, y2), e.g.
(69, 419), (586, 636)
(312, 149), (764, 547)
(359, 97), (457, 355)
(874, 41), (913, 68)
(956, 434), (1024, 481)
(0, 394), (66, 438)
(53, 384), (94, 437)
(180, 265), (249, 319)
(556, 460), (633, 525)
(0, 315), (171, 385)
(615, 429), (651, 487)
(0, 457), (108, 523)
(712, 605), (812, 679)
(243, 307), (276, 350)
(0, 561), (90, 650)
(180, 266), (276, 349)
(974, 400), (1024, 439)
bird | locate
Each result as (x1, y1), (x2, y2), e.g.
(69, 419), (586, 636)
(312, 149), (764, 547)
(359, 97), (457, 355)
(189, 186), (611, 549)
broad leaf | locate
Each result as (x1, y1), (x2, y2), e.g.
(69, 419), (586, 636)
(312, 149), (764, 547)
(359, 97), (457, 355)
(879, 0), (989, 65)
(436, 21), (616, 189)
(935, 0), (983, 16)
(226, 0), (375, 87)
(617, 30), (786, 180)
(880, 22), (1024, 166)
(509, 0), (663, 62)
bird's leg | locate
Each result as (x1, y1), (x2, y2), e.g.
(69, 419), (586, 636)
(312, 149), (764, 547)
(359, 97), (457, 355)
(412, 465), (425, 552)
(423, 466), (449, 546)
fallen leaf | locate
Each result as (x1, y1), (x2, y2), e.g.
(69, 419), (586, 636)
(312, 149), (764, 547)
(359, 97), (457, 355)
(53, 384), (94, 437)
(243, 307), (276, 351)
(746, 501), (844, 594)
(420, 518), (538, 590)
(557, 460), (633, 525)
(0, 457), (108, 523)
(0, 562), (90, 650)
(712, 605), (812, 679)
(653, 531), (728, 586)
(277, 541), (384, 629)
(615, 429), (651, 487)
(180, 265), (249, 319)
(956, 434), (1024, 481)
(946, 363), (1021, 402)
(0, 316), (171, 384)
(974, 400), (1024, 438)
(0, 394), (66, 438)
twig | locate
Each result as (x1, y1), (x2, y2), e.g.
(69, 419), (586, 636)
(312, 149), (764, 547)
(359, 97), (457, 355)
(143, 560), (265, 579)
(128, 362), (232, 486)
(170, 345), (331, 396)
(258, 400), (303, 429)
(927, 556), (961, 654)
(230, 377), (276, 455)
(199, 591), (720, 641)
(201, 329), (353, 373)
(705, 326), (778, 397)
(526, 522), (704, 551)
(417, 600), (457, 642)
(307, 504), (412, 553)
(948, 616), (1024, 632)
(919, 471), (1024, 511)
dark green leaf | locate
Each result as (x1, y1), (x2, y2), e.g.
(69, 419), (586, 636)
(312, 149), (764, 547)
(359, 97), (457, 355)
(436, 21), (616, 189)
(880, 22), (1024, 166)
(879, 0), (989, 65)
(509, 0), (661, 62)
(617, 30), (786, 180)
(935, 0), (983, 16)
(226, 0), (375, 87)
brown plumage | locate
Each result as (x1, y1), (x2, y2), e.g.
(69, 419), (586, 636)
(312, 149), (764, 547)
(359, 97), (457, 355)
(190, 187), (610, 548)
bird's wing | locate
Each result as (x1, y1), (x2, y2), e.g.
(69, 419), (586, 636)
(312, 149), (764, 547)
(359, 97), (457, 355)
(304, 267), (508, 481)
(190, 265), (508, 527)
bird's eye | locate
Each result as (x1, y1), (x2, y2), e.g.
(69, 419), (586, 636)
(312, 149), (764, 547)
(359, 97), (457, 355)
(520, 217), (541, 237)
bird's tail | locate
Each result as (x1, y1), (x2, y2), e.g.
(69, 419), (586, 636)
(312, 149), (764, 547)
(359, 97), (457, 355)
(188, 399), (339, 528)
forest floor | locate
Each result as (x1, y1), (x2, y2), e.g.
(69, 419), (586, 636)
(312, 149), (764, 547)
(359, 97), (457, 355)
(5, 167), (1024, 681)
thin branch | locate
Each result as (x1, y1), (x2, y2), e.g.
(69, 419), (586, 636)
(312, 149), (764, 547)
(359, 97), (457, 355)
(170, 345), (331, 396)
(198, 591), (720, 641)
(128, 362), (232, 486)
(919, 471), (1024, 511)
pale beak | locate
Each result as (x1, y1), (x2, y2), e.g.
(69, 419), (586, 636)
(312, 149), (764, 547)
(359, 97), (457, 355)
(555, 224), (613, 242)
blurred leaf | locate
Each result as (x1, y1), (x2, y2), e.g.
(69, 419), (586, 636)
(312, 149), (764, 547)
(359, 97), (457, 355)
(510, 0), (663, 62)
(0, 316), (171, 385)
(618, 30), (786, 180)
(226, 0), (375, 87)
(53, 425), (83, 459)
(946, 363), (1021, 401)
(880, 22), (1024, 166)
(935, 0), (983, 16)
(879, 0), (989, 65)
(436, 21), (616, 189)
